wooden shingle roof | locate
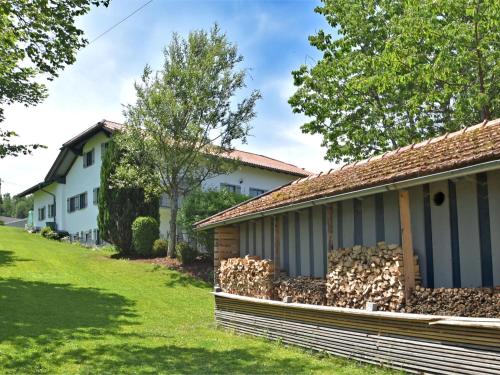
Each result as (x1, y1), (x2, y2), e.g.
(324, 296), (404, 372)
(196, 118), (500, 229)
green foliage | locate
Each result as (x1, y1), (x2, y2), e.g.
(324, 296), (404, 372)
(290, 0), (500, 163)
(98, 138), (159, 255)
(131, 216), (159, 257)
(175, 241), (198, 265)
(114, 24), (260, 257)
(152, 239), (169, 257)
(40, 226), (54, 238)
(0, 194), (35, 219)
(0, 0), (110, 158)
(178, 188), (249, 255)
(0, 220), (4, 226)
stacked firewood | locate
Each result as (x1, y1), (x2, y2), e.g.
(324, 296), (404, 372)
(274, 277), (326, 305)
(218, 255), (274, 299)
(402, 286), (500, 318)
(326, 243), (420, 311)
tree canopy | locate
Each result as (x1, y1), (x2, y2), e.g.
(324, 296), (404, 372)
(0, 193), (33, 218)
(289, 0), (500, 163)
(114, 25), (260, 256)
(98, 138), (159, 254)
(0, 0), (110, 158)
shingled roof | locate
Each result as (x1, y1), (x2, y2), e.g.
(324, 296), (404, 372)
(195, 118), (500, 229)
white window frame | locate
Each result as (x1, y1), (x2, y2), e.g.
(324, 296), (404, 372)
(38, 207), (46, 221)
(93, 187), (99, 205)
(249, 187), (267, 197)
(47, 203), (55, 218)
(83, 148), (95, 168)
(220, 183), (241, 194)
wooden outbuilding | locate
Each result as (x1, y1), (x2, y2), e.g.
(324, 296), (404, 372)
(198, 118), (500, 290)
(195, 119), (500, 373)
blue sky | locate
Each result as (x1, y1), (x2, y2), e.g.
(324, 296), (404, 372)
(1, 0), (336, 196)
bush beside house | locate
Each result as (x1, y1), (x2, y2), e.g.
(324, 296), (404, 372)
(175, 242), (197, 264)
(98, 138), (159, 255)
(178, 188), (249, 255)
(152, 239), (168, 257)
(132, 216), (159, 257)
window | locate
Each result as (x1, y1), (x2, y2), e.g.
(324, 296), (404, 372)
(38, 207), (46, 221)
(249, 188), (267, 197)
(101, 142), (109, 160)
(67, 192), (87, 213)
(160, 194), (170, 208)
(83, 148), (95, 168)
(220, 183), (241, 194)
(93, 187), (100, 205)
(48, 204), (55, 218)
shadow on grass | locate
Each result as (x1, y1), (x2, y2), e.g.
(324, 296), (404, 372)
(55, 343), (324, 374)
(163, 270), (211, 289)
(0, 278), (137, 371)
(0, 250), (32, 267)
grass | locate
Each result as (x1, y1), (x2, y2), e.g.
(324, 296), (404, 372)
(0, 227), (396, 374)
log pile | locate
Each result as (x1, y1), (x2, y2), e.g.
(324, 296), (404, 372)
(402, 286), (500, 318)
(274, 277), (326, 305)
(218, 255), (274, 299)
(326, 243), (420, 311)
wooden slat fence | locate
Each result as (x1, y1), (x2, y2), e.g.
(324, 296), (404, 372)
(214, 292), (500, 374)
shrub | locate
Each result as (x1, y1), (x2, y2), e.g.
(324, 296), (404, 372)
(55, 230), (70, 240)
(178, 188), (249, 256)
(0, 220), (4, 226)
(131, 216), (159, 257)
(46, 231), (60, 241)
(152, 239), (168, 257)
(40, 226), (54, 238)
(176, 241), (197, 264)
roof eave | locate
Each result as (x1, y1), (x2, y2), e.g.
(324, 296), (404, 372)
(15, 181), (48, 198)
(195, 159), (500, 231)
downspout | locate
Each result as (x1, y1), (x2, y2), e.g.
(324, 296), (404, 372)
(41, 187), (57, 230)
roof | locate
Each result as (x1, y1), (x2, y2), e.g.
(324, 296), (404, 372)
(16, 119), (311, 197)
(223, 149), (312, 177)
(195, 118), (500, 229)
(16, 120), (118, 198)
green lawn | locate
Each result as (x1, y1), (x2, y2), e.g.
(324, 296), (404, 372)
(0, 227), (395, 374)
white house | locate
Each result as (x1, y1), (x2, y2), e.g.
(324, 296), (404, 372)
(16, 120), (312, 244)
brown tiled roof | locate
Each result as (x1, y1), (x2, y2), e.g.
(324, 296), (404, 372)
(223, 149), (312, 177)
(16, 119), (311, 198)
(101, 120), (311, 177)
(196, 118), (500, 229)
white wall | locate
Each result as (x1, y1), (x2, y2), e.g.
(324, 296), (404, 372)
(32, 131), (302, 245)
(203, 165), (298, 195)
(64, 132), (108, 237)
(33, 182), (64, 229)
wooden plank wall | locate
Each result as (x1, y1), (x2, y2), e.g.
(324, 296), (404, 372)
(214, 226), (240, 283)
(235, 170), (500, 288)
(215, 294), (500, 374)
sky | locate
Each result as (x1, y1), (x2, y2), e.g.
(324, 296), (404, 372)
(1, 0), (337, 196)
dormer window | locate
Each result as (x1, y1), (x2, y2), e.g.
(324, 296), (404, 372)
(83, 148), (95, 168)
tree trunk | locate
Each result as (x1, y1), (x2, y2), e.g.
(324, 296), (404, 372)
(168, 191), (179, 258)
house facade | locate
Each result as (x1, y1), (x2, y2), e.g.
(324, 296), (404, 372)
(16, 120), (311, 244)
(197, 118), (500, 289)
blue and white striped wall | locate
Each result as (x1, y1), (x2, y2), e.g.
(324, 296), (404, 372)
(239, 170), (500, 288)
